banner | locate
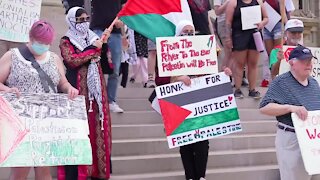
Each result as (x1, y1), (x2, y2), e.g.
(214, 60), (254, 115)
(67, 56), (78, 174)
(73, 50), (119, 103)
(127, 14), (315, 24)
(292, 111), (320, 175)
(0, 0), (41, 42)
(156, 35), (218, 77)
(279, 46), (320, 83)
(155, 72), (241, 148)
(0, 93), (92, 167)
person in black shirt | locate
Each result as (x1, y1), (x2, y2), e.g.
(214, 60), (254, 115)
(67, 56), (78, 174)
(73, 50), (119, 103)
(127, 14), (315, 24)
(188, 0), (213, 35)
(90, 0), (127, 113)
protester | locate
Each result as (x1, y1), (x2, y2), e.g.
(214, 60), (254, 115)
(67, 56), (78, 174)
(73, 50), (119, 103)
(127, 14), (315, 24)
(119, 25), (130, 88)
(58, 7), (112, 180)
(0, 20), (79, 180)
(90, 0), (127, 113)
(260, 45), (320, 180)
(270, 19), (304, 78)
(225, 0), (268, 99)
(129, 31), (148, 87)
(260, 0), (295, 87)
(188, 0), (213, 35)
(170, 20), (232, 180)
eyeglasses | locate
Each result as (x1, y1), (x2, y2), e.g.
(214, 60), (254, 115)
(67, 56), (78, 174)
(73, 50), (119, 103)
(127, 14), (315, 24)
(70, 16), (90, 23)
(179, 32), (194, 36)
(76, 16), (90, 23)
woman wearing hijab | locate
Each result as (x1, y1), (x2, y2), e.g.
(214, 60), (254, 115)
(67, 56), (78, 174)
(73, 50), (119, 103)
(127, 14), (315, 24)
(170, 20), (232, 180)
(58, 7), (111, 180)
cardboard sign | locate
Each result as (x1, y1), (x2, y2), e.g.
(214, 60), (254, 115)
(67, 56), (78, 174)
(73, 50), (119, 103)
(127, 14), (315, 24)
(279, 46), (320, 84)
(155, 72), (241, 148)
(0, 93), (92, 167)
(292, 111), (320, 175)
(156, 35), (218, 77)
(0, 0), (41, 42)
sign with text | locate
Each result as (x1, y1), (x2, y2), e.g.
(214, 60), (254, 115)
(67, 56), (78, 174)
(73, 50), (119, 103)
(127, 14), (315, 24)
(292, 111), (320, 175)
(0, 93), (92, 167)
(156, 35), (218, 77)
(155, 72), (241, 148)
(0, 0), (41, 42)
(279, 46), (320, 84)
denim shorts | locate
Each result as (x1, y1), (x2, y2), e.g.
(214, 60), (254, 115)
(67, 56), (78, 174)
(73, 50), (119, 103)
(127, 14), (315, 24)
(263, 21), (282, 40)
(148, 39), (156, 51)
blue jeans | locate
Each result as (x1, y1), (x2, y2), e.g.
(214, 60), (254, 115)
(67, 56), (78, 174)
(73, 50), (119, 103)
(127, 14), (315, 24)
(93, 29), (122, 103)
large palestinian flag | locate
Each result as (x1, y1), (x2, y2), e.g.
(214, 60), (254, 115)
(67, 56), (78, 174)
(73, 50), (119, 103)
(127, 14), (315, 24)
(118, 0), (193, 42)
(155, 72), (242, 148)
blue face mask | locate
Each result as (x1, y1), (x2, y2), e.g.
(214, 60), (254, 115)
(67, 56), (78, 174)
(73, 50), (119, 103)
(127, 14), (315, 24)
(31, 42), (50, 55)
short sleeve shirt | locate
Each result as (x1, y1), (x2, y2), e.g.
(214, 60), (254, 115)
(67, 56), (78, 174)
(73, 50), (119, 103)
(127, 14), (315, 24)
(260, 72), (320, 127)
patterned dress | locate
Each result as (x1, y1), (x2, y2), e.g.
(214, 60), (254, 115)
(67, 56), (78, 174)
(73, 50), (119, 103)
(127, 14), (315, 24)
(58, 36), (111, 180)
(6, 48), (60, 92)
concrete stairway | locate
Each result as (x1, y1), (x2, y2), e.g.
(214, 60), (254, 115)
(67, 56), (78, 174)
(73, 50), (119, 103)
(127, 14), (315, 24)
(109, 87), (280, 180)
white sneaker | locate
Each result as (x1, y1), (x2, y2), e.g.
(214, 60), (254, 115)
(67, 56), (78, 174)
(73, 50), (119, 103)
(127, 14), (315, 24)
(145, 80), (156, 88)
(199, 178), (206, 180)
(109, 102), (124, 113)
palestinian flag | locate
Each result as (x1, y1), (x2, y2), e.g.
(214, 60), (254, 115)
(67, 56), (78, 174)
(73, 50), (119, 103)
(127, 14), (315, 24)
(155, 73), (242, 148)
(118, 0), (193, 42)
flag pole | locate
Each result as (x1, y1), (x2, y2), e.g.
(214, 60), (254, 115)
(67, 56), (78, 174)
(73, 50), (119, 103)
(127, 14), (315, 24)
(101, 17), (119, 42)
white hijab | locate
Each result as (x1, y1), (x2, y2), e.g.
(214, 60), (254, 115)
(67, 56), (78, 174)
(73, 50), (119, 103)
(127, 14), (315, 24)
(65, 7), (99, 51)
(175, 20), (195, 36)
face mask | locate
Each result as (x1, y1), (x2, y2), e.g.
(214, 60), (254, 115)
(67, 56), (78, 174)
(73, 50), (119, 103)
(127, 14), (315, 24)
(75, 22), (90, 34)
(31, 42), (50, 55)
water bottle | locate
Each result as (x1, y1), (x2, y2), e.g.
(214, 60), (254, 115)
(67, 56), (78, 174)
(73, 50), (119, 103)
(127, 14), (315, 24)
(253, 29), (264, 53)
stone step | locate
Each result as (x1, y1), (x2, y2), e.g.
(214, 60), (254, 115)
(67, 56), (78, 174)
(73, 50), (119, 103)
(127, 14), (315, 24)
(112, 148), (277, 175)
(110, 164), (280, 180)
(112, 120), (277, 140)
(112, 133), (275, 156)
(111, 109), (274, 125)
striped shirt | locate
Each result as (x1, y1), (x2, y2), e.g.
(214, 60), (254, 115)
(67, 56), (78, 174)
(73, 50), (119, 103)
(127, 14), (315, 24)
(260, 72), (320, 127)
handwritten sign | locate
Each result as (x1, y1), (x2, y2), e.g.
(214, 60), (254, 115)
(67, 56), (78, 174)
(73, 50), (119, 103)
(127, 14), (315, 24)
(155, 72), (241, 148)
(0, 93), (92, 167)
(292, 111), (320, 175)
(240, 5), (261, 30)
(0, 0), (41, 42)
(156, 35), (218, 77)
(279, 46), (320, 84)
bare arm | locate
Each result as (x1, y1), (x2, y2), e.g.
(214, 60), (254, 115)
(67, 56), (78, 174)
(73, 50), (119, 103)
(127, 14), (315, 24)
(260, 103), (292, 116)
(214, 0), (229, 16)
(53, 54), (75, 93)
(225, 0), (236, 48)
(0, 51), (12, 91)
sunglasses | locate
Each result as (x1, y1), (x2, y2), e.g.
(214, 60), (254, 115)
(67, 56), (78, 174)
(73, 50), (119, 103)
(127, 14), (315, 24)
(179, 33), (194, 36)
(70, 16), (90, 23)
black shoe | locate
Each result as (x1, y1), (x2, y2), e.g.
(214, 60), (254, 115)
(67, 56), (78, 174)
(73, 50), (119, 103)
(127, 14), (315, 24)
(234, 89), (244, 99)
(248, 89), (261, 99)
(129, 78), (135, 83)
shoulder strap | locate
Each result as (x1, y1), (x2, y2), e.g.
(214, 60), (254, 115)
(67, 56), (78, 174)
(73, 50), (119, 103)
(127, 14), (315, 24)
(18, 45), (57, 93)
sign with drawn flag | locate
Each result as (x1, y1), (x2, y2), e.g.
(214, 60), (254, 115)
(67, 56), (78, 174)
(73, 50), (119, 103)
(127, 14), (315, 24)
(155, 72), (242, 148)
(0, 93), (92, 167)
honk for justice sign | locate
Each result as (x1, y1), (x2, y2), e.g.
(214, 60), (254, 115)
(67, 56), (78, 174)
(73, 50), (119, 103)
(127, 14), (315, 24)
(155, 72), (242, 148)
(156, 35), (218, 77)
(292, 111), (320, 175)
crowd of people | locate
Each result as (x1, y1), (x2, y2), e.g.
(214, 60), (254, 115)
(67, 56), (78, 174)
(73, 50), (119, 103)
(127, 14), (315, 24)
(1, 0), (319, 180)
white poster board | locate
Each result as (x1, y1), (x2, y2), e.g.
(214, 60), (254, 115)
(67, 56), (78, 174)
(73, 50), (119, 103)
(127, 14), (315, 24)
(0, 0), (42, 42)
(156, 35), (218, 77)
(240, 5), (261, 30)
(292, 110), (320, 175)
